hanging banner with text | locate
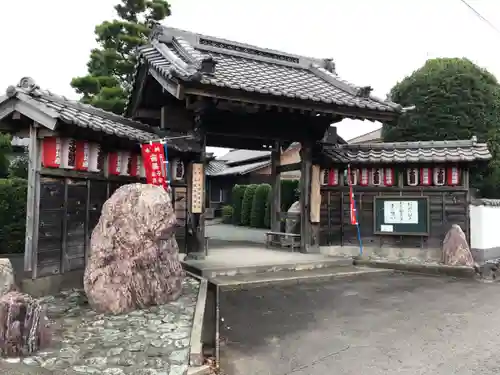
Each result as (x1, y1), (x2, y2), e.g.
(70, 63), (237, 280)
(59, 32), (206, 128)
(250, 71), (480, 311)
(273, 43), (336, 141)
(141, 143), (167, 189)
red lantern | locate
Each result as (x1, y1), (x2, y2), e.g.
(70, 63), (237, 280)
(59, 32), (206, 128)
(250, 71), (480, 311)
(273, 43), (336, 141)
(320, 169), (329, 185)
(406, 168), (419, 186)
(359, 168), (369, 186)
(447, 166), (461, 186)
(42, 137), (62, 168)
(119, 151), (131, 176)
(88, 143), (101, 172)
(420, 167), (432, 186)
(433, 166), (446, 186)
(108, 152), (122, 175)
(328, 168), (339, 186)
(370, 167), (384, 186)
(383, 168), (395, 186)
(347, 168), (358, 185)
(75, 141), (90, 171)
(61, 138), (76, 169)
(129, 154), (141, 177)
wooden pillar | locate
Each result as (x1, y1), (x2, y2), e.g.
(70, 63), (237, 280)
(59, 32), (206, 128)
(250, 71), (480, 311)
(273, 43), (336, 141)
(270, 141), (281, 232)
(299, 142), (313, 252)
(24, 122), (41, 278)
(185, 114), (207, 260)
(310, 165), (321, 249)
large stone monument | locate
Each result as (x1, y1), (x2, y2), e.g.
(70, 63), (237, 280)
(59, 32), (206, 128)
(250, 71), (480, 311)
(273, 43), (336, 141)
(441, 224), (475, 267)
(84, 183), (184, 315)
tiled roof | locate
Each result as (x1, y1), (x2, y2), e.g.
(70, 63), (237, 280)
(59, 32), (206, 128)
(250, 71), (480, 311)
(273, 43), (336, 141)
(323, 138), (491, 164)
(216, 149), (270, 165)
(206, 160), (227, 175)
(130, 26), (402, 116)
(207, 160), (269, 176)
(0, 77), (196, 152)
(347, 128), (382, 144)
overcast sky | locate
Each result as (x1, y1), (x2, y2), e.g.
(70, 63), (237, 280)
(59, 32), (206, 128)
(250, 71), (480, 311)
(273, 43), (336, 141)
(1, 0), (500, 154)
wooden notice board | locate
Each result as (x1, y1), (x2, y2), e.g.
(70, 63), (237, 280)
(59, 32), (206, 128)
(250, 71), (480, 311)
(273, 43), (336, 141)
(373, 196), (430, 236)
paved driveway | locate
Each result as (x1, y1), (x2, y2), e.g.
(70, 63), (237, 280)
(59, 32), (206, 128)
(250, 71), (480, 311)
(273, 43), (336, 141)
(220, 274), (500, 375)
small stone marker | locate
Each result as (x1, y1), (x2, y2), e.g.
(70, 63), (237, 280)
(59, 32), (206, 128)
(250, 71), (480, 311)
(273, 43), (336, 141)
(0, 258), (15, 297)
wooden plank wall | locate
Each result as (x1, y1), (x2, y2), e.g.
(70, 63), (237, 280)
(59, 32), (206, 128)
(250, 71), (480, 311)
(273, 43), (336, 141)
(36, 177), (188, 277)
(320, 188), (468, 249)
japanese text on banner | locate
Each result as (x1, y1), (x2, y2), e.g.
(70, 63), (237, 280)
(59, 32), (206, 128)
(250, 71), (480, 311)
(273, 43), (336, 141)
(141, 143), (167, 189)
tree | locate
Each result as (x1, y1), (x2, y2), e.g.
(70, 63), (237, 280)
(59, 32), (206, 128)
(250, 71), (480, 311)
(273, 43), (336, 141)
(71, 0), (172, 114)
(0, 133), (12, 178)
(250, 184), (271, 228)
(382, 58), (500, 196)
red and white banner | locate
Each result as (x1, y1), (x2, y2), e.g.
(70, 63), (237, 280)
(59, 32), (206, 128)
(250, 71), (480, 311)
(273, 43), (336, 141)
(347, 165), (358, 225)
(141, 143), (167, 189)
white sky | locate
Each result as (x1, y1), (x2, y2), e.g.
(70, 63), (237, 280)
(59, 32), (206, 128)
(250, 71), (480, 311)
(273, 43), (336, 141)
(1, 0), (500, 155)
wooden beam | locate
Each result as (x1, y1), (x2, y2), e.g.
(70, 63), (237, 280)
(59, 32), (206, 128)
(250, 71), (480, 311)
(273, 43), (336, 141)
(277, 162), (302, 173)
(182, 85), (399, 122)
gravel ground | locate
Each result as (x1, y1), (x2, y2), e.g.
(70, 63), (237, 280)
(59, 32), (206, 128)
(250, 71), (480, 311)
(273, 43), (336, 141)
(0, 277), (200, 375)
(220, 273), (500, 375)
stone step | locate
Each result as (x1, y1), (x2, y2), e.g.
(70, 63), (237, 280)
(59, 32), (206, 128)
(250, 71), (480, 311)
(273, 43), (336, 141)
(211, 266), (394, 291)
(198, 256), (354, 278)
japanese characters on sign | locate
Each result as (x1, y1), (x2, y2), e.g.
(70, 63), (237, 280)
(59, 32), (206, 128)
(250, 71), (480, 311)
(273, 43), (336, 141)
(384, 200), (418, 224)
(191, 163), (204, 213)
(141, 143), (167, 189)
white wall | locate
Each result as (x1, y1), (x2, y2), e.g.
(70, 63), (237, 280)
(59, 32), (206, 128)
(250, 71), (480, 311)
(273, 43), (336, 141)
(470, 204), (500, 250)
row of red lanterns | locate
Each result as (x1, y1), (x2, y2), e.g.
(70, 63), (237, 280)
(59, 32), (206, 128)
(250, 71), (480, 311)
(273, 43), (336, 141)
(41, 137), (186, 180)
(321, 166), (461, 187)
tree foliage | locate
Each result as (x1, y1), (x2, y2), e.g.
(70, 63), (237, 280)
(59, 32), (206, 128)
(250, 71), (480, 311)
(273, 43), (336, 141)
(382, 58), (500, 196)
(71, 0), (171, 114)
(0, 133), (12, 178)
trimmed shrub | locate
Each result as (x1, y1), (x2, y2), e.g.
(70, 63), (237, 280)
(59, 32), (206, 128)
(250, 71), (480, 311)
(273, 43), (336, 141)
(250, 184), (271, 228)
(231, 185), (247, 225)
(241, 184), (257, 226)
(221, 205), (234, 224)
(281, 179), (299, 212)
(0, 178), (27, 254)
(264, 187), (272, 229)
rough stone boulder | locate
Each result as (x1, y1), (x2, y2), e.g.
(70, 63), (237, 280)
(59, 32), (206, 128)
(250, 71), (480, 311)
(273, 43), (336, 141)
(84, 183), (185, 315)
(0, 258), (15, 297)
(442, 224), (475, 267)
(0, 291), (50, 357)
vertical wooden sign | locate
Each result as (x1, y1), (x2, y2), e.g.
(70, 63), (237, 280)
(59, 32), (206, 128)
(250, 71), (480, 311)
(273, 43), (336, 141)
(310, 165), (321, 223)
(191, 163), (204, 213)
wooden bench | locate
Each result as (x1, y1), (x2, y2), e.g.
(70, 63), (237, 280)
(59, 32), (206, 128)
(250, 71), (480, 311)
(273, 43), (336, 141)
(265, 231), (301, 251)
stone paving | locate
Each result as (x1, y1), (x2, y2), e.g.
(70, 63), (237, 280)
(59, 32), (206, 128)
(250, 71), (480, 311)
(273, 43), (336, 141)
(0, 277), (200, 375)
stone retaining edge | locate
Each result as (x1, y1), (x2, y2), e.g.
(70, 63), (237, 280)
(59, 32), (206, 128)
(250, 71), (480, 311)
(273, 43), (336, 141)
(353, 258), (476, 278)
(189, 275), (208, 367)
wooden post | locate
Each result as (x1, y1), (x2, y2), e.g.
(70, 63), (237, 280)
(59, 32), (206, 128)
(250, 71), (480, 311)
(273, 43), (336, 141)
(299, 142), (313, 252)
(24, 122), (41, 278)
(185, 114), (207, 260)
(270, 141), (281, 232)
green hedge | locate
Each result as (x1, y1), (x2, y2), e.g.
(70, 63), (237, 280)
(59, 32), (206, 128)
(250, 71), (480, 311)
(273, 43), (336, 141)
(221, 205), (234, 224)
(0, 178), (27, 254)
(250, 184), (271, 228)
(231, 185), (247, 225)
(241, 184), (258, 226)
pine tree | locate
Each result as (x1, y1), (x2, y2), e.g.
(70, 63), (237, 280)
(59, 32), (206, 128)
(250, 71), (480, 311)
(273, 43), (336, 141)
(71, 0), (171, 114)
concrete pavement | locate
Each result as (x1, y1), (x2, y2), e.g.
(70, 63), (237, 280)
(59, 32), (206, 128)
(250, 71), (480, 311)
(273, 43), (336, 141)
(220, 273), (500, 375)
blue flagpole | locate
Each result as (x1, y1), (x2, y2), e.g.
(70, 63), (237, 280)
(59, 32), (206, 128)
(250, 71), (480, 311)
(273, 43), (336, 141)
(163, 141), (170, 186)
